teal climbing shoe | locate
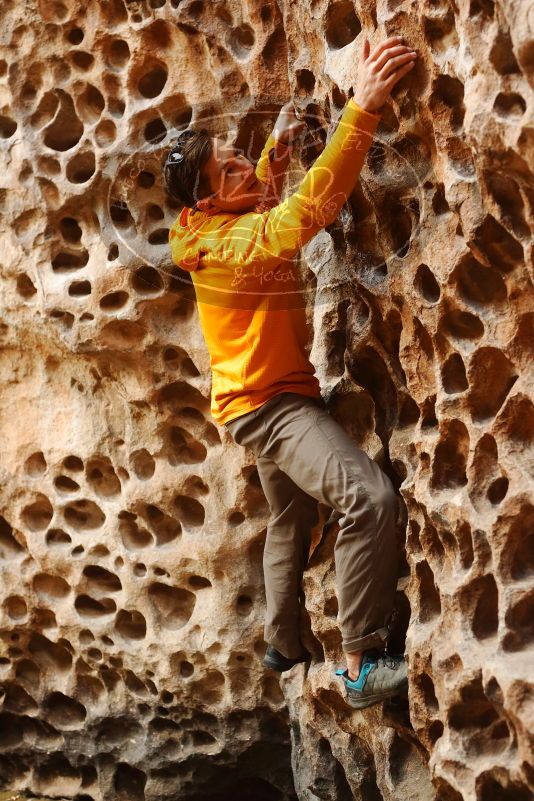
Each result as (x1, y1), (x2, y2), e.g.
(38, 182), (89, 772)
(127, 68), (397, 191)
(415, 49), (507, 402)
(336, 649), (408, 709)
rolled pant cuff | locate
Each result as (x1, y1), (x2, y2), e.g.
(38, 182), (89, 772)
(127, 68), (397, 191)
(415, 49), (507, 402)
(342, 626), (389, 653)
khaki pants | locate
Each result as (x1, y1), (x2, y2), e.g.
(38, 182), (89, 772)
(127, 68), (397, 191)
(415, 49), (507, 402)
(225, 392), (399, 659)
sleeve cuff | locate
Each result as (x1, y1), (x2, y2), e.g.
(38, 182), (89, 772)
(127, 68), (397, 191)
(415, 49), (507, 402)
(347, 97), (381, 121)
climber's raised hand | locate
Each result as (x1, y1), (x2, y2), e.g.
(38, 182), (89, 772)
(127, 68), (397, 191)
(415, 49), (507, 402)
(273, 100), (307, 146)
(352, 36), (418, 114)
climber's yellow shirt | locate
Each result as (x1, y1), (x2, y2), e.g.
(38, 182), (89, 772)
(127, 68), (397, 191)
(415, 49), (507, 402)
(169, 98), (381, 425)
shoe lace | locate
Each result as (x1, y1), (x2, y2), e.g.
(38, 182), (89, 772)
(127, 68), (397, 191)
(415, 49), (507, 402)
(362, 648), (404, 671)
(382, 653), (403, 670)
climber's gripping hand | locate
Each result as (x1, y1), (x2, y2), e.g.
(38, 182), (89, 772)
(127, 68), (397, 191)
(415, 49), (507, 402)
(352, 36), (418, 114)
(273, 100), (307, 146)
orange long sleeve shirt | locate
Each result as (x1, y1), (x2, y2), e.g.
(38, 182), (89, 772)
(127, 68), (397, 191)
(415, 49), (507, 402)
(169, 98), (381, 425)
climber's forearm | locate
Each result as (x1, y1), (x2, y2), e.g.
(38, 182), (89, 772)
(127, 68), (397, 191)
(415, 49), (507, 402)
(255, 135), (276, 184)
(276, 98), (381, 234)
(221, 99), (381, 270)
(256, 135), (291, 184)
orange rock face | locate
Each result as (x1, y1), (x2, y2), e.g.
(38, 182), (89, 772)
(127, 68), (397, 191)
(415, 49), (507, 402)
(0, 1), (532, 800)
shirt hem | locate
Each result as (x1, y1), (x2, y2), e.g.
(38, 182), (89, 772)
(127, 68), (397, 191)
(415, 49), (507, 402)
(216, 385), (322, 427)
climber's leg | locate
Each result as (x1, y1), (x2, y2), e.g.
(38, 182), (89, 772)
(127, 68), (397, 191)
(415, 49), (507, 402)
(255, 453), (319, 659)
(229, 392), (399, 661)
(225, 393), (320, 660)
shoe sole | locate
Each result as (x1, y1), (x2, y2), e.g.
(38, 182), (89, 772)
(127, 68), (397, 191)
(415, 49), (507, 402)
(345, 682), (408, 709)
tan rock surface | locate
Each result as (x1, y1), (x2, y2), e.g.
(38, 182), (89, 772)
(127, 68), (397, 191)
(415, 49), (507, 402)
(0, 1), (532, 800)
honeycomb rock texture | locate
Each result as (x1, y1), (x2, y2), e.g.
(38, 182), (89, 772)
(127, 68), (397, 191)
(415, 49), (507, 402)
(0, 1), (533, 800)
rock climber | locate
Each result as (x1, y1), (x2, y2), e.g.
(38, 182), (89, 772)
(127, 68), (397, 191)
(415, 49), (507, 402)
(164, 35), (418, 709)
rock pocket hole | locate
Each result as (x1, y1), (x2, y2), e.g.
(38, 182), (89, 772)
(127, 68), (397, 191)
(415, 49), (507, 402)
(132, 265), (163, 294)
(17, 273), (37, 298)
(0, 114), (17, 138)
(60, 217), (82, 243)
(66, 150), (95, 183)
(431, 74), (465, 130)
(110, 201), (135, 229)
(119, 513), (153, 550)
(472, 214), (524, 273)
(115, 609), (147, 640)
(77, 84), (105, 122)
(144, 117), (167, 143)
(5, 596), (28, 620)
(83, 565), (122, 593)
(64, 499), (105, 530)
(108, 98), (125, 118)
(95, 118), (116, 147)
(467, 347), (518, 421)
(33, 573), (70, 599)
(166, 426), (207, 465)
(431, 419), (469, 490)
(71, 51), (94, 70)
(296, 69), (315, 95)
(489, 29), (520, 75)
(54, 475), (80, 492)
(63, 455), (84, 471)
(106, 39), (130, 70)
(44, 691), (86, 729)
(415, 560), (441, 622)
(331, 83), (347, 108)
(229, 24), (255, 59)
(143, 504), (181, 546)
(86, 457), (122, 497)
(483, 171), (529, 239)
(148, 228), (169, 245)
(52, 250), (89, 273)
(236, 594), (253, 616)
(107, 243), (119, 260)
(43, 91), (83, 151)
(147, 203), (164, 221)
(100, 290), (129, 311)
(493, 92), (526, 120)
(66, 27), (84, 45)
(188, 575), (212, 589)
(148, 583), (196, 629)
(441, 352), (468, 394)
(138, 65), (168, 98)
(180, 660), (194, 677)
(453, 255), (507, 306)
(21, 496), (54, 531)
(137, 170), (155, 188)
(325, 1), (361, 49)
(503, 591), (534, 652)
(487, 476), (508, 505)
(173, 495), (205, 527)
(39, 156), (61, 177)
(75, 594), (116, 617)
(130, 449), (156, 479)
(46, 528), (71, 547)
(24, 451), (47, 476)
(463, 574), (499, 640)
(415, 263), (440, 303)
(441, 308), (484, 340)
(68, 280), (91, 297)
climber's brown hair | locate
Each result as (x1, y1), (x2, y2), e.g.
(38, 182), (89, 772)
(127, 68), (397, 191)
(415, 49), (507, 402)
(163, 128), (214, 207)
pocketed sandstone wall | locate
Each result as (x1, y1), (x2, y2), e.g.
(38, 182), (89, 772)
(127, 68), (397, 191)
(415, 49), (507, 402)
(0, 1), (532, 800)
